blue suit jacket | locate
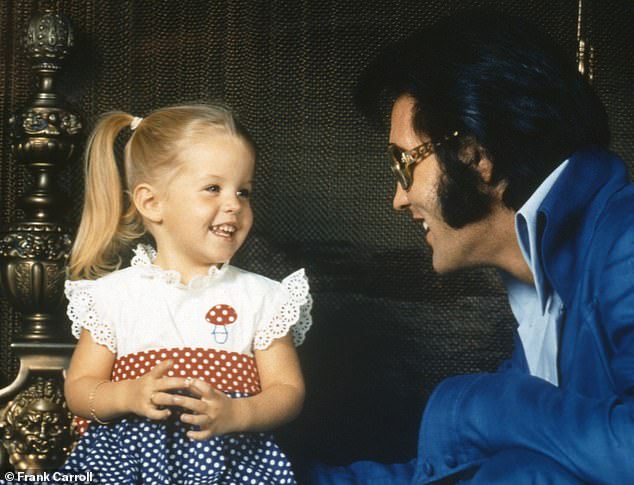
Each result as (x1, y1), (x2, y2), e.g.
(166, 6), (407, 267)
(415, 148), (634, 483)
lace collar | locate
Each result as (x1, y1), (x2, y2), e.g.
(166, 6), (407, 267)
(130, 244), (228, 290)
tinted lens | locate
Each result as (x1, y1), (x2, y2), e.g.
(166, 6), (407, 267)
(387, 145), (410, 189)
(390, 164), (410, 190)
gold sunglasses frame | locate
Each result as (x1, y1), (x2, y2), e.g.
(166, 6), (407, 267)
(387, 131), (459, 191)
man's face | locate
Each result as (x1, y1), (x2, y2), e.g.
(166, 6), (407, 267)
(389, 95), (496, 273)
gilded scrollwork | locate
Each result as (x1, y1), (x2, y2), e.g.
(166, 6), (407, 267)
(45, 264), (66, 298)
(0, 230), (72, 261)
(8, 110), (82, 139)
(13, 264), (32, 307)
(60, 113), (82, 135)
(0, 378), (76, 471)
(1, 258), (67, 319)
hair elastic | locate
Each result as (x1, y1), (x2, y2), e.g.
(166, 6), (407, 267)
(130, 116), (143, 130)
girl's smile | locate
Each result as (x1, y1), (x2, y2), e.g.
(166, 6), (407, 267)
(146, 134), (255, 283)
(210, 223), (237, 238)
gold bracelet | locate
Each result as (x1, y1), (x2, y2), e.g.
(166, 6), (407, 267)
(88, 379), (111, 425)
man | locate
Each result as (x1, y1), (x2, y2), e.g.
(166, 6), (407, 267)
(311, 10), (634, 484)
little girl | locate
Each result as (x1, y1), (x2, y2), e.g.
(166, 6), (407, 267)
(62, 104), (312, 484)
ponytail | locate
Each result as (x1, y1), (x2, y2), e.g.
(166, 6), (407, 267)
(68, 112), (144, 280)
(69, 103), (253, 280)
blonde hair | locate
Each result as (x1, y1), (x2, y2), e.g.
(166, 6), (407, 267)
(69, 104), (253, 280)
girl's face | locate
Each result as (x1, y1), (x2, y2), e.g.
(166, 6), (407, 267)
(151, 134), (255, 282)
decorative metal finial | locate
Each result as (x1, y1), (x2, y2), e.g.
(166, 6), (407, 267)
(25, 7), (74, 71)
(1, 6), (80, 342)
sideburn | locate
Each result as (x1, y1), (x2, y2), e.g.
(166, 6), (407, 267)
(436, 143), (496, 228)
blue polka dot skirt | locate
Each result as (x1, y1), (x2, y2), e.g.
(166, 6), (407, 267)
(62, 414), (296, 484)
(62, 348), (297, 484)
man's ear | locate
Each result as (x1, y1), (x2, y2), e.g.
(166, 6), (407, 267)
(459, 139), (494, 184)
(461, 141), (505, 197)
(472, 152), (508, 198)
(133, 183), (163, 223)
(473, 152), (494, 185)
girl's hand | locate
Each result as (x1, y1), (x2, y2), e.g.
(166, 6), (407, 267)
(172, 378), (242, 440)
(126, 359), (189, 420)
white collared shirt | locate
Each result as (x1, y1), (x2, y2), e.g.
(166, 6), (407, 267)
(501, 160), (569, 386)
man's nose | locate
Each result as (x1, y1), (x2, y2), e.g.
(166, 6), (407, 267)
(392, 183), (410, 211)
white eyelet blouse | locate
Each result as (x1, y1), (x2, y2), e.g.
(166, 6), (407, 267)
(65, 244), (313, 358)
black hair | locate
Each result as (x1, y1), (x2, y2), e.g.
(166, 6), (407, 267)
(356, 10), (609, 227)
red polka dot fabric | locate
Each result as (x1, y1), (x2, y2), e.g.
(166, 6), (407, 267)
(205, 304), (237, 326)
(74, 347), (260, 435)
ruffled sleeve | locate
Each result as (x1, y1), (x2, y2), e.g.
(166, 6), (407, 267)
(64, 279), (116, 353)
(253, 269), (313, 351)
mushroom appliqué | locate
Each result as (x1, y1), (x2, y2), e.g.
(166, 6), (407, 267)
(205, 304), (238, 344)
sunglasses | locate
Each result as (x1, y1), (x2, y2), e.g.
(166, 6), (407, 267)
(387, 131), (459, 191)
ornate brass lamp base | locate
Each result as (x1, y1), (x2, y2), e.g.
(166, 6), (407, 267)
(0, 6), (81, 473)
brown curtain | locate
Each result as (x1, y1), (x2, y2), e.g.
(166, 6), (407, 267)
(1, 0), (633, 466)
